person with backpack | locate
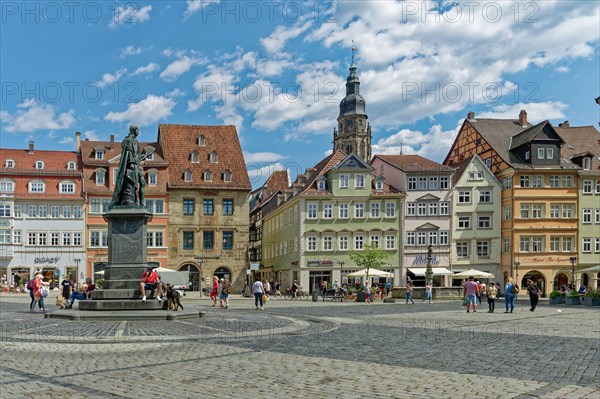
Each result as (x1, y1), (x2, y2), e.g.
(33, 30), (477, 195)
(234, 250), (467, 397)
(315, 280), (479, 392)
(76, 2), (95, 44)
(504, 277), (518, 313)
(32, 274), (49, 313)
(26, 277), (38, 312)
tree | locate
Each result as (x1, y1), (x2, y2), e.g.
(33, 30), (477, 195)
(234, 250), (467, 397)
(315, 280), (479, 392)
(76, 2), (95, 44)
(349, 243), (390, 281)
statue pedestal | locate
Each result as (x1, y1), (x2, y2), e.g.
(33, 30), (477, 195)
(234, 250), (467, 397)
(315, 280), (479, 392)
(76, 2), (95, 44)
(80, 208), (163, 311)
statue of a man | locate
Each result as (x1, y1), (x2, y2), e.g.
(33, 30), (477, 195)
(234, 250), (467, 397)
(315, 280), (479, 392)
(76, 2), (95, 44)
(111, 126), (146, 207)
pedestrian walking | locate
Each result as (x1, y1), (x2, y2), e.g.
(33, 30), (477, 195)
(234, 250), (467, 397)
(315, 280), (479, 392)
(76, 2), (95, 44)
(252, 275), (265, 310)
(26, 277), (39, 312)
(405, 282), (415, 304)
(526, 279), (541, 311)
(504, 277), (518, 313)
(385, 280), (391, 297)
(364, 282), (372, 304)
(486, 282), (498, 313)
(32, 274), (49, 313)
(463, 276), (478, 313)
(264, 279), (271, 296)
(422, 282), (433, 303)
(220, 278), (231, 309)
(210, 276), (219, 307)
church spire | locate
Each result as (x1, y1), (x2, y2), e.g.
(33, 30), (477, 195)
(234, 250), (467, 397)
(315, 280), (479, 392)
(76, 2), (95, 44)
(350, 40), (357, 71)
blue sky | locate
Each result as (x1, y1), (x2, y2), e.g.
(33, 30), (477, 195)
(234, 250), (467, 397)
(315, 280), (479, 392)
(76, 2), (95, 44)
(1, 0), (598, 187)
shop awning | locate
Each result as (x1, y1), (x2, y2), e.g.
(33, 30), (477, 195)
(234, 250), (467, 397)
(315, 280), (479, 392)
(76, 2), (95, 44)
(408, 267), (454, 276)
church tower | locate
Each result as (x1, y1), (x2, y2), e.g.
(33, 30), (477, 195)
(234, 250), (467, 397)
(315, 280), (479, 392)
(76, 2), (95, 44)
(333, 45), (372, 162)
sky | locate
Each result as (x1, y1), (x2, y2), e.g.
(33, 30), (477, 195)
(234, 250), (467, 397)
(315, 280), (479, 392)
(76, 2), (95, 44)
(1, 0), (599, 187)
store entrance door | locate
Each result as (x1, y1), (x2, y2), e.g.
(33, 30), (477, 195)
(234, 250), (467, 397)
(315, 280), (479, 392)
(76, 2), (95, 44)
(309, 271), (331, 294)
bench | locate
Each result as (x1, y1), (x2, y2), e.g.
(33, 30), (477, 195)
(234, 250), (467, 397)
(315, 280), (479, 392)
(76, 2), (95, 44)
(321, 294), (345, 302)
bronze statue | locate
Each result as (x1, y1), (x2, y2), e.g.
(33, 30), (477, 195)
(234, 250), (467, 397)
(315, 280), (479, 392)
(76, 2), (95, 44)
(111, 126), (152, 207)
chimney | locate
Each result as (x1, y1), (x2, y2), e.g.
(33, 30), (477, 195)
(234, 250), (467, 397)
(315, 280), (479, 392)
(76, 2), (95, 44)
(467, 111), (475, 120)
(28, 141), (34, 154)
(75, 131), (81, 153)
(110, 134), (115, 149)
(558, 120), (570, 128)
(519, 110), (527, 127)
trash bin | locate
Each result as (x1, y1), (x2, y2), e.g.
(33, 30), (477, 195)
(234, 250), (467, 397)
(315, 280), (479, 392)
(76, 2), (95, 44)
(312, 291), (319, 302)
(356, 292), (366, 302)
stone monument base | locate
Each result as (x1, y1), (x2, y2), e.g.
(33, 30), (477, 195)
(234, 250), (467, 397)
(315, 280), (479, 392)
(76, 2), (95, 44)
(46, 309), (205, 321)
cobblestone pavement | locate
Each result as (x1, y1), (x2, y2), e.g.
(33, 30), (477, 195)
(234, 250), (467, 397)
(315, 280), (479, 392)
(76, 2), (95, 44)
(0, 293), (598, 398)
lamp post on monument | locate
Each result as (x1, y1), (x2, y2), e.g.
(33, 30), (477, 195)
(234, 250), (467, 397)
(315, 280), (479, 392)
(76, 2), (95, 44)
(570, 256), (577, 288)
(425, 245), (434, 287)
(515, 262), (520, 285)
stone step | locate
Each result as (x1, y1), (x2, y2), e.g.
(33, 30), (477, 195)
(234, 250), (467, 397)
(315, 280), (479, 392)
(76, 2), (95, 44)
(78, 299), (165, 311)
(92, 288), (163, 300)
(103, 280), (143, 290)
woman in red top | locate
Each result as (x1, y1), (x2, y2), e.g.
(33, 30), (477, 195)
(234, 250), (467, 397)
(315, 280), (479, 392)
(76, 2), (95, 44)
(32, 274), (49, 313)
(210, 276), (219, 306)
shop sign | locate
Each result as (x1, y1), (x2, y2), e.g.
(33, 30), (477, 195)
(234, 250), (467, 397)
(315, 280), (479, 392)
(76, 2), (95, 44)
(307, 260), (333, 267)
(249, 263), (260, 271)
(527, 256), (570, 264)
(194, 254), (221, 260)
(412, 256), (440, 265)
(291, 260), (299, 266)
(34, 257), (59, 264)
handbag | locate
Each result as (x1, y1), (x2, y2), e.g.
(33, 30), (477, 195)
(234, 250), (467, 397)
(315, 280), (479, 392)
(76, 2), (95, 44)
(40, 286), (49, 298)
(511, 284), (520, 294)
(263, 294), (268, 303)
(56, 296), (65, 306)
(462, 297), (467, 306)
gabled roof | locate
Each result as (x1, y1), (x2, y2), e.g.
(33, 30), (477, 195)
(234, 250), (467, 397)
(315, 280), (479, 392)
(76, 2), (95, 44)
(250, 170), (289, 212)
(374, 154), (454, 173)
(0, 148), (80, 175)
(509, 120), (563, 150)
(452, 155), (503, 187)
(555, 125), (600, 176)
(158, 124), (251, 191)
(332, 153), (373, 171)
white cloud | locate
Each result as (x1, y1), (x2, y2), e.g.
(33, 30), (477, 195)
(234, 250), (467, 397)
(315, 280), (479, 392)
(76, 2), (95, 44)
(96, 68), (127, 88)
(105, 95), (176, 127)
(244, 152), (286, 163)
(183, 0), (220, 19)
(247, 162), (285, 184)
(554, 66), (570, 73)
(132, 62), (159, 76)
(59, 136), (74, 145)
(323, 149), (333, 157)
(160, 56), (201, 81)
(109, 5), (152, 28)
(1, 100), (75, 133)
(120, 45), (149, 59)
(478, 102), (568, 122)
(260, 21), (312, 54)
(166, 88), (185, 98)
(82, 130), (100, 141)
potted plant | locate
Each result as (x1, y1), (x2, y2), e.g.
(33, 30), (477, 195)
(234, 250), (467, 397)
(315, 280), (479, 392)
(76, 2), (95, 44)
(549, 291), (564, 305)
(583, 290), (600, 306)
(564, 291), (581, 305)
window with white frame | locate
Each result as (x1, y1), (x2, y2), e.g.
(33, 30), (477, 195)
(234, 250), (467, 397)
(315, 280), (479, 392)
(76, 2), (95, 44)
(307, 203), (317, 219)
(582, 238), (592, 253)
(0, 203), (10, 217)
(428, 231), (437, 245)
(469, 171), (483, 180)
(38, 205), (47, 218)
(0, 230), (10, 244)
(27, 205), (36, 217)
(375, 179), (383, 191)
(14, 205), (21, 218)
(532, 175), (543, 188)
(354, 174), (365, 189)
(370, 235), (380, 248)
(67, 161), (76, 170)
(417, 203), (427, 216)
(562, 204), (574, 218)
(95, 150), (104, 160)
(385, 234), (396, 249)
(583, 180), (593, 194)
(479, 190), (492, 203)
(561, 175), (572, 188)
(323, 203), (333, 218)
(439, 231), (448, 245)
(440, 202), (449, 215)
(204, 171), (212, 181)
(418, 177), (427, 190)
(50, 232), (59, 246)
(355, 235), (364, 250)
(370, 202), (380, 217)
(520, 176), (530, 188)
(520, 204), (530, 218)
(60, 181), (75, 193)
(456, 242), (469, 258)
(13, 230), (21, 244)
(595, 238), (600, 253)
(184, 170), (192, 182)
(417, 232), (426, 246)
(458, 191), (471, 203)
(209, 151), (218, 163)
(406, 232), (415, 246)
(385, 202), (396, 217)
(339, 175), (349, 189)
(549, 175), (560, 187)
(440, 176), (449, 189)
(339, 236), (348, 250)
(354, 203), (364, 218)
(477, 241), (490, 258)
(429, 202), (437, 216)
(408, 177), (417, 190)
(547, 148), (554, 159)
(429, 177), (438, 190)
(339, 203), (349, 218)
(197, 135), (205, 146)
(595, 209), (600, 224)
(525, 151), (530, 160)
(29, 181), (45, 193)
(504, 206), (512, 220)
(62, 232), (72, 246)
(550, 237), (560, 252)
(63, 206), (71, 218)
(583, 157), (592, 170)
(148, 171), (157, 186)
(35, 160), (44, 169)
(146, 231), (164, 247)
(484, 158), (492, 168)
(478, 215), (492, 228)
(583, 209), (592, 224)
(407, 203), (415, 216)
(503, 237), (510, 253)
(190, 151), (199, 163)
(323, 236), (333, 251)
(37, 232), (46, 246)
(503, 176), (512, 189)
(550, 204), (560, 218)
(223, 170), (232, 183)
(73, 232), (82, 246)
(96, 169), (106, 185)
(532, 204), (544, 218)
(0, 179), (15, 192)
(537, 148), (545, 159)
(317, 179), (326, 191)
(458, 216), (471, 229)
(562, 236), (573, 252)
(5, 159), (14, 168)
(28, 232), (36, 245)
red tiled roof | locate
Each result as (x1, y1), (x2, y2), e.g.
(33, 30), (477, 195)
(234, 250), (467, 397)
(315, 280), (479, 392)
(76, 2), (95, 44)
(374, 154), (455, 173)
(555, 125), (600, 176)
(158, 124), (251, 191)
(1, 148), (80, 175)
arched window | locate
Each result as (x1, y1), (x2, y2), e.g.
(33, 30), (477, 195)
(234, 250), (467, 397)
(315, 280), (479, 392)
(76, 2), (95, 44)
(190, 151), (199, 163)
(209, 151), (218, 163)
(147, 169), (158, 186)
(223, 170), (232, 182)
(204, 170), (213, 182)
(197, 135), (205, 146)
(95, 168), (106, 185)
(35, 160), (44, 169)
(184, 170), (192, 182)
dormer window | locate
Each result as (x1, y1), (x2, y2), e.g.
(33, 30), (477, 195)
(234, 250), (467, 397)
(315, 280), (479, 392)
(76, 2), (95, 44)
(35, 161), (44, 169)
(525, 151), (530, 160)
(184, 170), (192, 182)
(583, 157), (591, 170)
(209, 151), (218, 163)
(28, 180), (45, 193)
(0, 179), (15, 192)
(469, 172), (483, 180)
(197, 135), (205, 146)
(147, 170), (158, 186)
(546, 148), (554, 159)
(146, 152), (154, 160)
(190, 151), (199, 163)
(223, 170), (232, 183)
(317, 177), (327, 191)
(5, 159), (15, 168)
(67, 161), (76, 170)
(95, 150), (104, 160)
(59, 181), (76, 194)
(95, 168), (106, 185)
(375, 178), (383, 192)
(204, 170), (213, 182)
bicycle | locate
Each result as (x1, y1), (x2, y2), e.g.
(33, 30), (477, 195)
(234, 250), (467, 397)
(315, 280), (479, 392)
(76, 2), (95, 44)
(284, 287), (308, 301)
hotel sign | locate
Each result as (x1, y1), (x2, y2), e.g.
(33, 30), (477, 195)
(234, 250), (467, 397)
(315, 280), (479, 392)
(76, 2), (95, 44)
(307, 260), (334, 267)
(412, 256), (440, 265)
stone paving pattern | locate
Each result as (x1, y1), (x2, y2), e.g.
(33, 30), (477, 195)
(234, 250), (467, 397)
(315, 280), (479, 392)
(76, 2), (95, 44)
(0, 293), (598, 398)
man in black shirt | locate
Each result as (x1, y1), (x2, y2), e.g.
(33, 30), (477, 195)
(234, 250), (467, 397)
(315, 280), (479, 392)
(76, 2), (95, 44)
(61, 275), (73, 301)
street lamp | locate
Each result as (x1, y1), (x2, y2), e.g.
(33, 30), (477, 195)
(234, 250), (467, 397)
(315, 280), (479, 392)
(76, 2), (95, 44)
(514, 262), (520, 284)
(569, 256), (577, 287)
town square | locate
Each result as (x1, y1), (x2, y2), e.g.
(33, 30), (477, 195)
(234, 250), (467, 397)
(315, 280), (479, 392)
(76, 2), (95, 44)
(1, 1), (599, 398)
